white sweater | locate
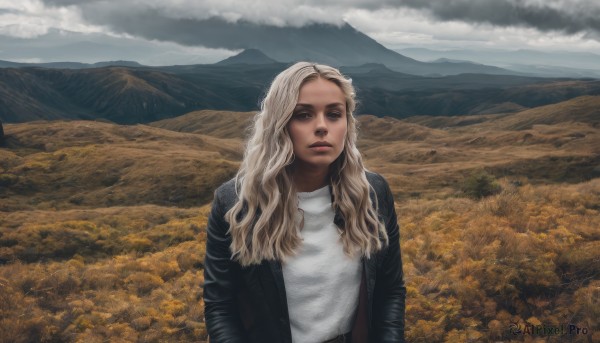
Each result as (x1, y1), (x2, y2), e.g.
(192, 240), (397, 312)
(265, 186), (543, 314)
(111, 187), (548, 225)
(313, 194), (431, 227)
(282, 185), (361, 343)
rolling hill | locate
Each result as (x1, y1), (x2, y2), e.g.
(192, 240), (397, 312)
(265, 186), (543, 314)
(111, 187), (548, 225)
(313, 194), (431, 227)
(2, 64), (600, 124)
(0, 121), (241, 211)
(149, 110), (256, 139)
(2, 95), (597, 212)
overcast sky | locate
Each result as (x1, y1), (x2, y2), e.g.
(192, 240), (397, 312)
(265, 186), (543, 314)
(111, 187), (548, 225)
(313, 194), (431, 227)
(1, 0), (600, 65)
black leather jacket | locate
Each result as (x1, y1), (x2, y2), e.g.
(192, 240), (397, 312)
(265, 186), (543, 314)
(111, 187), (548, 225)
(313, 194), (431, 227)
(203, 171), (406, 342)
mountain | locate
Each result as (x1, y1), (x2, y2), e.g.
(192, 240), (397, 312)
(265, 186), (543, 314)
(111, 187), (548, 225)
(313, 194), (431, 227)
(399, 48), (600, 70)
(0, 20), (517, 77)
(341, 73), (600, 118)
(498, 64), (600, 78)
(0, 66), (265, 123)
(0, 60), (22, 68)
(93, 60), (144, 68)
(0, 59), (144, 69)
(398, 47), (600, 78)
(340, 63), (405, 75)
(2, 64), (600, 123)
(199, 20), (516, 76)
(432, 58), (478, 64)
(216, 49), (278, 65)
(3, 23), (598, 78)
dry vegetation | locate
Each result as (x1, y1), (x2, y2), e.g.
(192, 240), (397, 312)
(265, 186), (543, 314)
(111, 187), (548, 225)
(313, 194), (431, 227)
(0, 121), (241, 211)
(1, 95), (599, 342)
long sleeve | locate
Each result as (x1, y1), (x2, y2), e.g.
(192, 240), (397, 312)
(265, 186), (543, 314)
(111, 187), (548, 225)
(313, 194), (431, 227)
(373, 175), (406, 342)
(203, 189), (247, 342)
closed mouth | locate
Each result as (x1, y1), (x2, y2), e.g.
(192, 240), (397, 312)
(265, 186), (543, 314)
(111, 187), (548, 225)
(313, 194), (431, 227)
(309, 142), (333, 148)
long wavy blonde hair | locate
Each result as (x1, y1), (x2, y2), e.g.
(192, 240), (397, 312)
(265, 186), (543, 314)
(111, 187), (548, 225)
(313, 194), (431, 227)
(226, 62), (388, 266)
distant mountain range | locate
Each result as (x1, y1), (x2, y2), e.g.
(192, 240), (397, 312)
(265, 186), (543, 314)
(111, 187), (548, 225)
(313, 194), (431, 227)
(0, 47), (512, 78)
(0, 21), (521, 77)
(208, 22), (518, 77)
(398, 48), (600, 78)
(2, 61), (600, 124)
(0, 60), (143, 69)
(3, 19), (600, 79)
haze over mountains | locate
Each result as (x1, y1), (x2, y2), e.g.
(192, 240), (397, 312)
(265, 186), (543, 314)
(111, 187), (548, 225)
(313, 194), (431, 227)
(398, 48), (600, 78)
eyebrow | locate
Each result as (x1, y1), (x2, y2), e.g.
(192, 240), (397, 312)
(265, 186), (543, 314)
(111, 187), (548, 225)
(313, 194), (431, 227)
(294, 103), (345, 109)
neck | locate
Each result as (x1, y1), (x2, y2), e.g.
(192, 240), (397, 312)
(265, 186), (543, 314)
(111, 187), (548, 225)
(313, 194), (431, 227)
(292, 164), (329, 192)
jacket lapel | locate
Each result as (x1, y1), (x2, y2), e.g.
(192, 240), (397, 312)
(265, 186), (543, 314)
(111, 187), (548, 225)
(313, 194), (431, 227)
(363, 255), (376, 328)
(267, 260), (290, 321)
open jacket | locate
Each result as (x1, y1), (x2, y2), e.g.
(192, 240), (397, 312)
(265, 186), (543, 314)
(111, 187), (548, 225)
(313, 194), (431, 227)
(203, 171), (406, 342)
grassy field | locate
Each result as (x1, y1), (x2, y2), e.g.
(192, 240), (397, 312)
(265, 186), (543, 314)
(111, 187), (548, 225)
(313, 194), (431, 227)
(1, 96), (599, 342)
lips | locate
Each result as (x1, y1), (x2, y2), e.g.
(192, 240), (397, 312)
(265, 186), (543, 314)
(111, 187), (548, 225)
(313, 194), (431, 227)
(309, 141), (333, 148)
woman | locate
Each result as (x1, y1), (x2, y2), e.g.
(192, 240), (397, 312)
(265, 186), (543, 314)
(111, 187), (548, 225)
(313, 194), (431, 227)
(203, 62), (405, 343)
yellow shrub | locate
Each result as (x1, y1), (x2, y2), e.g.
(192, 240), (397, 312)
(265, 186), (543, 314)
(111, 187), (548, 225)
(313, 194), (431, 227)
(125, 272), (164, 295)
(160, 299), (186, 317)
(131, 316), (152, 331)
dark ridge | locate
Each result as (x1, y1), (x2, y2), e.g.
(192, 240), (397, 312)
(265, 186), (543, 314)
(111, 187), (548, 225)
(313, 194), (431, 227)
(1, 64), (599, 124)
(216, 49), (279, 65)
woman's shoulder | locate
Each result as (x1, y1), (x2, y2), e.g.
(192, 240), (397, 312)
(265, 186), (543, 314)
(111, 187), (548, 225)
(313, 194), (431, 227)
(212, 178), (239, 211)
(365, 171), (395, 218)
(365, 170), (390, 194)
(215, 178), (237, 195)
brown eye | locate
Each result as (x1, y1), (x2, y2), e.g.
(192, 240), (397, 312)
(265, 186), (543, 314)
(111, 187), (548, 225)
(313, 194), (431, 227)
(293, 112), (312, 120)
(328, 112), (342, 119)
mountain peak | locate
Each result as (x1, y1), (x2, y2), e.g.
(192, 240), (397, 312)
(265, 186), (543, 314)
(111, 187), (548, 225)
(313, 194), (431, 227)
(216, 49), (278, 65)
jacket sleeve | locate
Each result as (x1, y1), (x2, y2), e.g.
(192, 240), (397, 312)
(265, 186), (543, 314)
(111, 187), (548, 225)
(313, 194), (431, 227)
(203, 189), (247, 342)
(375, 175), (407, 342)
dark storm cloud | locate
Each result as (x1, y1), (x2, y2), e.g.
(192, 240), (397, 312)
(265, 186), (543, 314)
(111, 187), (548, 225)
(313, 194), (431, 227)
(72, 7), (379, 64)
(80, 8), (272, 50)
(37, 0), (600, 42)
(43, 0), (103, 6)
(399, 0), (600, 35)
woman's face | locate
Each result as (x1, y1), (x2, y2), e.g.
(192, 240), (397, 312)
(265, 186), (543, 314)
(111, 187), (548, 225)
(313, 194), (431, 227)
(288, 77), (347, 171)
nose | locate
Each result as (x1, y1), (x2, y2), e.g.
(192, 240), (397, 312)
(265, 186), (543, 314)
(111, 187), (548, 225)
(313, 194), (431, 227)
(315, 112), (328, 136)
